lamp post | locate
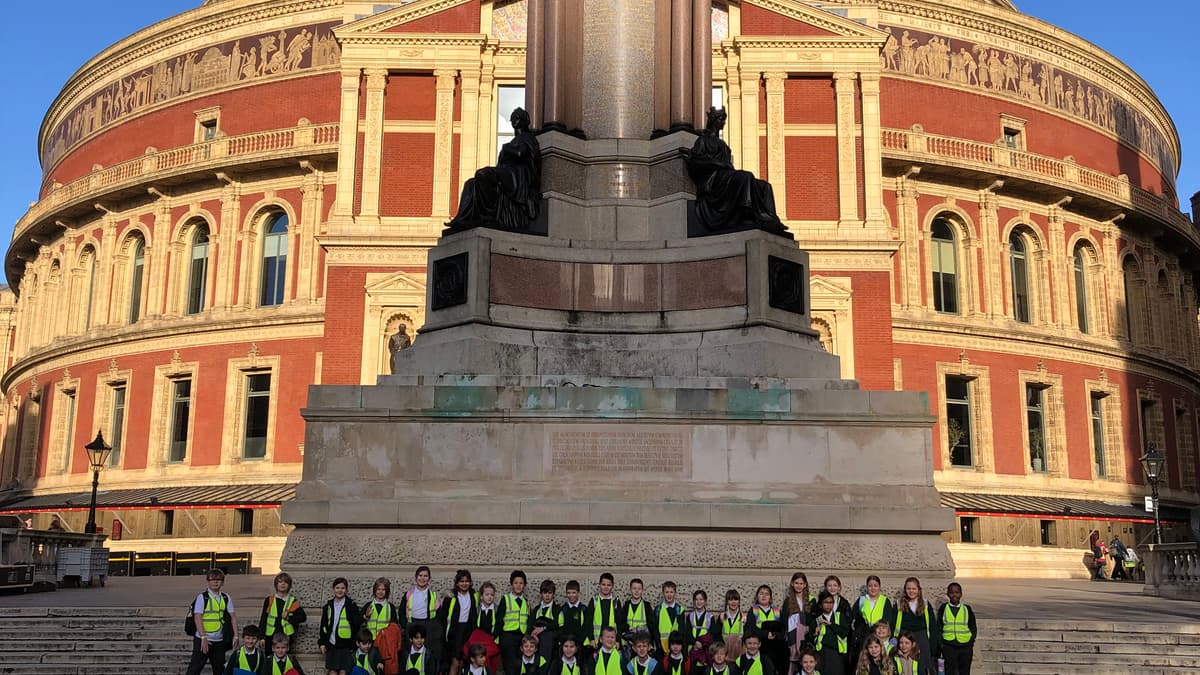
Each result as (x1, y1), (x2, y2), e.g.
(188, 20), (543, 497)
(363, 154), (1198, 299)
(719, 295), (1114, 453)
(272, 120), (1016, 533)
(1140, 445), (1165, 545)
(83, 432), (113, 535)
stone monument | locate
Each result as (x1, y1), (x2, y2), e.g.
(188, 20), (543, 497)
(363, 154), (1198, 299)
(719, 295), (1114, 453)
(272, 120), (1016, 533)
(282, 0), (954, 592)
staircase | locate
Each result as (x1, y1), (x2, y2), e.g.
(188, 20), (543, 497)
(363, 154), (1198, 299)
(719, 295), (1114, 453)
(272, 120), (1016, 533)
(1, 611), (1199, 674)
(0, 607), (324, 675)
(975, 619), (1200, 675)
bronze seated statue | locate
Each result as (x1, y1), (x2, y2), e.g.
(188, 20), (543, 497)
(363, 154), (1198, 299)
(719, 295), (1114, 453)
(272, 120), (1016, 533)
(447, 107), (541, 233)
(686, 107), (786, 235)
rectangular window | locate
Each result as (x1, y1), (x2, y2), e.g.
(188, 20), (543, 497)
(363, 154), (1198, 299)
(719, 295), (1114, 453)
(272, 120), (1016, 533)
(1002, 127), (1021, 149)
(1091, 393), (1107, 478)
(1074, 257), (1090, 334)
(1011, 254), (1030, 323)
(237, 508), (254, 535)
(945, 376), (973, 467)
(959, 516), (979, 543)
(495, 85), (525, 155)
(242, 373), (271, 459)
(168, 379), (192, 463)
(1026, 384), (1047, 472)
(201, 119), (218, 141)
(187, 241), (209, 315)
(1039, 519), (1057, 546)
(128, 253), (145, 325)
(161, 510), (175, 535)
(109, 385), (127, 467)
(932, 238), (958, 314)
(61, 391), (77, 472)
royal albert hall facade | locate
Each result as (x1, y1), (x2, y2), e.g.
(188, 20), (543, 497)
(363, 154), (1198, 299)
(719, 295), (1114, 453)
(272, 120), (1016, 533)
(0, 0), (1196, 577)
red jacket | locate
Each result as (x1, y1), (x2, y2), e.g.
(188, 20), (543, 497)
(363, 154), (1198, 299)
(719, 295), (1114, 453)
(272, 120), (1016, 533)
(376, 623), (403, 675)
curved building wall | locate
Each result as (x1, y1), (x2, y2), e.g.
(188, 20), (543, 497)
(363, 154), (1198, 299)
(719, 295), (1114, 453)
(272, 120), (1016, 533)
(0, 0), (1196, 578)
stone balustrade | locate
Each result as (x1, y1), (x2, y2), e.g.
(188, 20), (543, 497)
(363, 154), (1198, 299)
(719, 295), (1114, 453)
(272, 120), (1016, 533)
(882, 125), (1191, 238)
(13, 121), (340, 245)
(0, 526), (107, 584)
(1142, 541), (1200, 601)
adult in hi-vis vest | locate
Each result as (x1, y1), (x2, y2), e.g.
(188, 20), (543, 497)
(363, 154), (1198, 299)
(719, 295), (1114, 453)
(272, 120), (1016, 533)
(936, 584), (976, 675)
(185, 568), (239, 675)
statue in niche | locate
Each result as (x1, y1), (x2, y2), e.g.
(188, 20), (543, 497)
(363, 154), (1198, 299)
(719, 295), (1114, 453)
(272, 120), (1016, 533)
(686, 107), (785, 235)
(446, 107), (541, 233)
(387, 323), (412, 375)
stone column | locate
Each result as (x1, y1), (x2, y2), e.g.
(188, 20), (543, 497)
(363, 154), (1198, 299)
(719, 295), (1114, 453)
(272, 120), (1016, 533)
(581, 0), (658, 139)
(297, 170), (322, 302)
(723, 50), (742, 158)
(432, 69), (457, 219)
(896, 180), (921, 310)
(738, 69), (760, 174)
(94, 213), (116, 326)
(764, 71), (787, 220)
(978, 189), (1001, 318)
(1047, 206), (1067, 328)
(833, 72), (858, 224)
(359, 68), (388, 223)
(669, 0), (693, 129)
(166, 237), (185, 315)
(145, 197), (171, 318)
(476, 55), (496, 165)
(525, 0), (546, 128)
(333, 69), (362, 223)
(457, 65), (482, 196)
(859, 74), (885, 228)
(214, 181), (241, 310)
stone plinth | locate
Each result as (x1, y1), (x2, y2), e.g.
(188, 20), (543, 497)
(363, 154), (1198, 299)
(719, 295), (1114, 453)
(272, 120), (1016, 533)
(281, 377), (956, 587)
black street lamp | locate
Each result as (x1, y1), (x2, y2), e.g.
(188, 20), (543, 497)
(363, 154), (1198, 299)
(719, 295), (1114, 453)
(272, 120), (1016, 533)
(1140, 445), (1166, 545)
(83, 432), (113, 535)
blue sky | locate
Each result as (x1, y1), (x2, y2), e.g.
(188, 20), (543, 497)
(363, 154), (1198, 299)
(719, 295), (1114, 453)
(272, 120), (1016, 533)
(0, 1), (1196, 248)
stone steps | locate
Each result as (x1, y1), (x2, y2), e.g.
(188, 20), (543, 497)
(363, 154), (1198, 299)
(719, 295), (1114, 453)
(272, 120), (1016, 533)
(974, 619), (1200, 675)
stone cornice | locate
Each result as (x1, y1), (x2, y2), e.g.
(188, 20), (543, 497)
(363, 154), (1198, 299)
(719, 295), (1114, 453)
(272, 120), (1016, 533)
(877, 0), (1180, 173)
(39, 0), (342, 155)
(337, 34), (489, 47)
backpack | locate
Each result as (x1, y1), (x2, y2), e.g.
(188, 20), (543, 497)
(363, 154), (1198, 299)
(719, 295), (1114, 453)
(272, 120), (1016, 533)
(184, 591), (231, 635)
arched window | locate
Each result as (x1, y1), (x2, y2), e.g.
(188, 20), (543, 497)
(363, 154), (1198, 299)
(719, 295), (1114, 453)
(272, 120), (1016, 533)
(128, 235), (146, 324)
(80, 247), (97, 331)
(259, 212), (288, 307)
(931, 218), (959, 314)
(1073, 244), (1090, 334)
(1009, 231), (1030, 323)
(187, 223), (210, 315)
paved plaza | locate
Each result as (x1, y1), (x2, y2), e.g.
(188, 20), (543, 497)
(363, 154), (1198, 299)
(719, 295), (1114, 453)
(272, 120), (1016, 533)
(0, 574), (1196, 623)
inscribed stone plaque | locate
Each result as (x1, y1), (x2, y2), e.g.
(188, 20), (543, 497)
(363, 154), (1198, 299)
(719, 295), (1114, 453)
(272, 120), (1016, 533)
(546, 425), (691, 478)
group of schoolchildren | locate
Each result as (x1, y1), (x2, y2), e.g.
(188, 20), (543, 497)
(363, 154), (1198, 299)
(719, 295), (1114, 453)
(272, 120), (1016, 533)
(185, 567), (978, 675)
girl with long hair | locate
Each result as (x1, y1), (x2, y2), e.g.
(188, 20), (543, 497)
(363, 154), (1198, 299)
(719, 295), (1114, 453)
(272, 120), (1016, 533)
(893, 580), (934, 675)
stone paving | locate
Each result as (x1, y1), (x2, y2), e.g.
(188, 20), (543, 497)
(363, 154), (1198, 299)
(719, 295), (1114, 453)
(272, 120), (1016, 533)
(0, 574), (1196, 623)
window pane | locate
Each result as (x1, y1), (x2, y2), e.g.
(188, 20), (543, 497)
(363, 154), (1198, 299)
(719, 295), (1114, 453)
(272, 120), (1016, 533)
(169, 379), (191, 463)
(109, 386), (126, 467)
(62, 393), (77, 472)
(260, 216), (287, 307)
(945, 376), (973, 467)
(1026, 384), (1046, 472)
(187, 227), (209, 314)
(495, 86), (525, 156)
(1011, 243), (1029, 323)
(1091, 394), (1106, 478)
(83, 254), (96, 330)
(128, 241), (145, 324)
(1074, 249), (1089, 334)
(243, 373), (271, 458)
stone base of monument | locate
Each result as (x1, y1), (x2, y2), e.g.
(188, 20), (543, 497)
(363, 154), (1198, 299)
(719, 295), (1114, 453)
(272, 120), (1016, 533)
(281, 375), (956, 593)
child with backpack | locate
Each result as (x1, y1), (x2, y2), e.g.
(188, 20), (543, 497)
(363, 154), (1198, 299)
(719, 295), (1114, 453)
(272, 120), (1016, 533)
(185, 568), (239, 675)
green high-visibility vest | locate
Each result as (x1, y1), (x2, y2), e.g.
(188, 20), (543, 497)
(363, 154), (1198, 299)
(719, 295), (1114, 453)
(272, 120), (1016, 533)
(858, 595), (888, 627)
(722, 613), (743, 636)
(503, 595), (528, 633)
(751, 606), (779, 627)
(656, 605), (679, 651)
(740, 656), (764, 675)
(591, 598), (617, 641)
(893, 603), (930, 638)
(407, 650), (427, 674)
(266, 595), (299, 637)
(814, 613), (847, 654)
(236, 649), (259, 671)
(201, 592), (226, 635)
(688, 611), (710, 639)
(327, 603), (352, 639)
(366, 601), (393, 637)
(271, 657), (297, 675)
(596, 651), (622, 675)
(941, 604), (973, 644)
(626, 601), (648, 631)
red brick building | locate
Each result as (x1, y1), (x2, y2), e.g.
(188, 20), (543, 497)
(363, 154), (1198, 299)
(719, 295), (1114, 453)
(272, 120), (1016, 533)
(0, 0), (1194, 577)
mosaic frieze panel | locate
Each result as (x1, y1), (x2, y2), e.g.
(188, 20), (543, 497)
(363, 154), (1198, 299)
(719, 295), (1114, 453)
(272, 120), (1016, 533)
(42, 21), (341, 172)
(881, 25), (1176, 190)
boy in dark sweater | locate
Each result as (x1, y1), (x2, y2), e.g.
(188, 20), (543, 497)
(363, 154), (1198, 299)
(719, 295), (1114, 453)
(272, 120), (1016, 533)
(352, 628), (385, 674)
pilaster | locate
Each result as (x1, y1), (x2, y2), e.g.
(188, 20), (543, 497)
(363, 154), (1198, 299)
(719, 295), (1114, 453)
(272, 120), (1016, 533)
(1101, 222), (1121, 337)
(94, 213), (117, 327)
(1046, 206), (1066, 328)
(359, 68), (388, 223)
(476, 54), (496, 168)
(432, 69), (458, 220)
(738, 68), (760, 176)
(833, 72), (858, 224)
(896, 179), (921, 310)
(458, 65), (482, 197)
(978, 189), (1001, 318)
(332, 69), (362, 224)
(213, 182), (241, 311)
(859, 74), (884, 227)
(764, 71), (787, 220)
(723, 50), (742, 160)
(146, 197), (171, 318)
(297, 170), (323, 302)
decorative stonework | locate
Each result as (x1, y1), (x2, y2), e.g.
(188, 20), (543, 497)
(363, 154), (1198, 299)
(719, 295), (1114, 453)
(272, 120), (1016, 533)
(43, 21), (340, 173)
(880, 24), (1175, 187)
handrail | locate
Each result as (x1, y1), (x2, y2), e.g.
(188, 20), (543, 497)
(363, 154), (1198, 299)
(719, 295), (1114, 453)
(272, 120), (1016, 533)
(882, 126), (1191, 235)
(13, 122), (339, 243)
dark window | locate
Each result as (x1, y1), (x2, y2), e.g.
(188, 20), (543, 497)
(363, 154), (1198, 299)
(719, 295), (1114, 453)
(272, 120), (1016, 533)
(959, 516), (979, 543)
(259, 213), (288, 307)
(168, 379), (192, 463)
(162, 510), (175, 536)
(187, 225), (210, 314)
(237, 508), (254, 535)
(1091, 393), (1107, 478)
(1074, 247), (1089, 334)
(1039, 519), (1057, 546)
(1009, 232), (1030, 323)
(82, 249), (97, 330)
(128, 237), (146, 324)
(243, 373), (271, 459)
(61, 391), (77, 472)
(1003, 127), (1021, 149)
(109, 385), (126, 467)
(945, 376), (973, 467)
(1027, 384), (1047, 472)
(201, 119), (218, 141)
(931, 219), (959, 314)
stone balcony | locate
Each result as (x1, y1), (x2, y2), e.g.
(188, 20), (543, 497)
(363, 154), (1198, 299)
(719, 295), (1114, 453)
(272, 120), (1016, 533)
(881, 125), (1194, 248)
(6, 121), (340, 286)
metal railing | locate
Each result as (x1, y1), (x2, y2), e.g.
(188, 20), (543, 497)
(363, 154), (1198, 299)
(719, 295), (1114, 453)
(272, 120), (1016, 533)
(882, 125), (1191, 235)
(15, 122), (339, 242)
